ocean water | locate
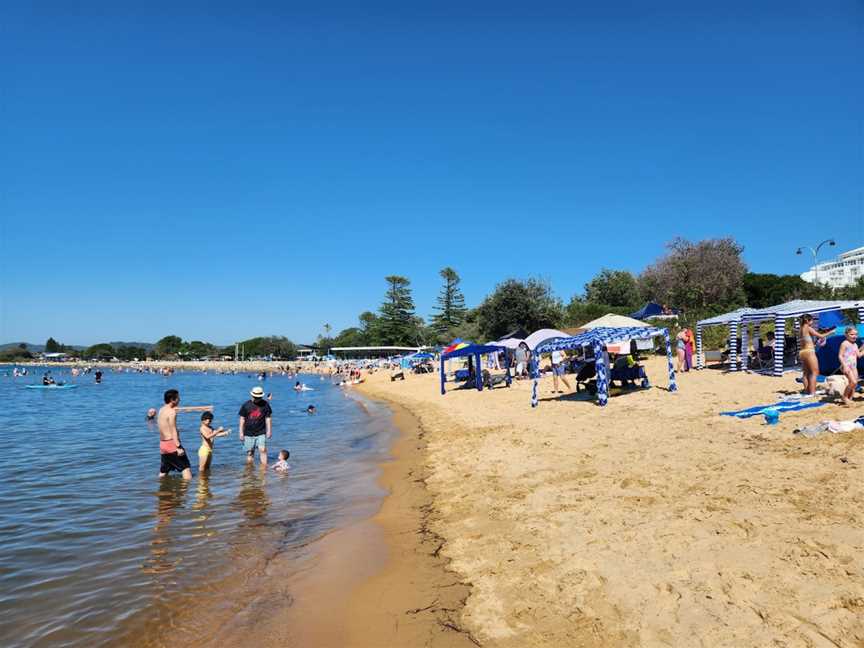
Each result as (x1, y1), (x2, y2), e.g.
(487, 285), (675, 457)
(0, 367), (394, 648)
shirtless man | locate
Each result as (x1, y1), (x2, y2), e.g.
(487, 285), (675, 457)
(157, 389), (211, 479)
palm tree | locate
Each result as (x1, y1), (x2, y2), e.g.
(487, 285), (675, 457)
(323, 323), (332, 337)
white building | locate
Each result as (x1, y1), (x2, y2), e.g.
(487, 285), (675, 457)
(801, 245), (864, 288)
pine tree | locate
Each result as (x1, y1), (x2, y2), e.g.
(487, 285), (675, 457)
(378, 275), (417, 345)
(45, 337), (60, 353)
(431, 267), (467, 335)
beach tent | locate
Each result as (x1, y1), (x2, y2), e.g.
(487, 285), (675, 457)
(630, 303), (679, 320)
(577, 314), (654, 351)
(695, 307), (757, 370)
(530, 326), (676, 407)
(739, 300), (864, 376)
(440, 343), (506, 394)
(524, 328), (569, 351)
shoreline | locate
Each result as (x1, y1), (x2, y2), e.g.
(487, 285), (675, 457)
(343, 393), (477, 647)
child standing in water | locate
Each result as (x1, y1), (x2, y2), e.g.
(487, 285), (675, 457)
(838, 326), (863, 405)
(198, 412), (230, 473)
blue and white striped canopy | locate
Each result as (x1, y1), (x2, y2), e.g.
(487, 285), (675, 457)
(741, 299), (864, 323)
(534, 326), (667, 355)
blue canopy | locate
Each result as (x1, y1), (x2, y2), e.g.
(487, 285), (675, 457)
(440, 344), (506, 394)
(630, 303), (678, 320)
(411, 352), (434, 359)
(442, 343), (503, 360)
(531, 326), (676, 407)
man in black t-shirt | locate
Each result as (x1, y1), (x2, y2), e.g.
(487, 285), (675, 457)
(239, 386), (273, 466)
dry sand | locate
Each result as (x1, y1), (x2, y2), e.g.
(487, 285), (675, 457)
(355, 357), (864, 647)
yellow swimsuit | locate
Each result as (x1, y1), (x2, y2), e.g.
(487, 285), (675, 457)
(198, 429), (213, 458)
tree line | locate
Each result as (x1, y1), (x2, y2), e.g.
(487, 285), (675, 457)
(10, 236), (862, 362)
(320, 237), (864, 351)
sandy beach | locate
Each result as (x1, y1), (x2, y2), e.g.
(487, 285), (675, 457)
(353, 358), (864, 647)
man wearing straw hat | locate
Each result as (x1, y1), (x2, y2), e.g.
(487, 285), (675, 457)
(238, 386), (273, 466)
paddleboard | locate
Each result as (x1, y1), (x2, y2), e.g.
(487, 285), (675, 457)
(26, 384), (78, 390)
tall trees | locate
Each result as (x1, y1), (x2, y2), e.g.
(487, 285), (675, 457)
(155, 335), (183, 357)
(639, 238), (747, 312)
(377, 275), (418, 345)
(45, 337), (60, 353)
(431, 267), (467, 335)
(582, 269), (640, 308)
(476, 278), (564, 340)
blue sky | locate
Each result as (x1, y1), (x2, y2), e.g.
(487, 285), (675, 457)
(2, 1), (862, 345)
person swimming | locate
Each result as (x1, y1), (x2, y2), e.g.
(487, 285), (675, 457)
(306, 404), (316, 415)
(146, 407), (157, 421)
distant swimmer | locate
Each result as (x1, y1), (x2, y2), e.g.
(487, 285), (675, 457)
(273, 449), (290, 473)
(306, 405), (316, 415)
(146, 408), (157, 421)
(198, 411), (230, 473)
(42, 372), (55, 386)
(267, 392), (273, 401)
(294, 381), (302, 392)
(157, 389), (212, 480)
(94, 370), (103, 384)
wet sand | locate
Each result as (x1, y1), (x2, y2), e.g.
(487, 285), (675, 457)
(344, 403), (477, 648)
(354, 357), (864, 647)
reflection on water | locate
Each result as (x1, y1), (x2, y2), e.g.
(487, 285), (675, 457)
(143, 479), (190, 576)
(235, 465), (271, 525)
(0, 368), (394, 648)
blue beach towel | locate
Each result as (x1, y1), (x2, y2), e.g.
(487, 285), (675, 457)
(720, 400), (826, 419)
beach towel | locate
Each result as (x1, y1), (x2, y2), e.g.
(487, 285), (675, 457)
(720, 400), (826, 419)
(794, 418), (863, 438)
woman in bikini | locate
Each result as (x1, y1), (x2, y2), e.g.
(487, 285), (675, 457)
(799, 314), (835, 395)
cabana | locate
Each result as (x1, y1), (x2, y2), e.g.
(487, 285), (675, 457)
(739, 300), (864, 377)
(695, 308), (756, 370)
(440, 343), (506, 394)
(530, 326), (676, 407)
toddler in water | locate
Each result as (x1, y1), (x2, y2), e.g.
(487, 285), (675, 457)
(273, 449), (290, 473)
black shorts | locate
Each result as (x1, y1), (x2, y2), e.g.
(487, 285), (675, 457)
(160, 449), (191, 474)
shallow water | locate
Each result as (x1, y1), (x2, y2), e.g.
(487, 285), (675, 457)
(0, 367), (393, 647)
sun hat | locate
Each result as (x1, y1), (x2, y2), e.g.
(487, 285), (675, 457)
(250, 386), (265, 398)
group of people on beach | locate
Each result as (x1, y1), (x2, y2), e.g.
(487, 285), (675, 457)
(156, 385), (289, 480)
(798, 314), (864, 405)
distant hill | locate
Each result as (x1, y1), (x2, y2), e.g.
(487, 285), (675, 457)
(108, 341), (155, 350)
(0, 341), (153, 352)
(1, 342), (47, 352)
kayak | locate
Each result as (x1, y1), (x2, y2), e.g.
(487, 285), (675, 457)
(25, 384), (78, 390)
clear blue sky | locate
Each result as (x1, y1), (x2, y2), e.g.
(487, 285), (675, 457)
(2, 1), (862, 345)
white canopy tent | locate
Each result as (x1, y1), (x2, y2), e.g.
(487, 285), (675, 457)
(578, 314), (654, 351)
(524, 328), (569, 351)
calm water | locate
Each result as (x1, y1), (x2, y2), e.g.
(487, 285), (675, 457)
(0, 367), (394, 648)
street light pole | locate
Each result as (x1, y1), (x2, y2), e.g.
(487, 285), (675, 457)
(796, 239), (836, 285)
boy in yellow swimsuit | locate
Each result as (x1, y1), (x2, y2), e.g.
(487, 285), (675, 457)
(198, 412), (230, 473)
